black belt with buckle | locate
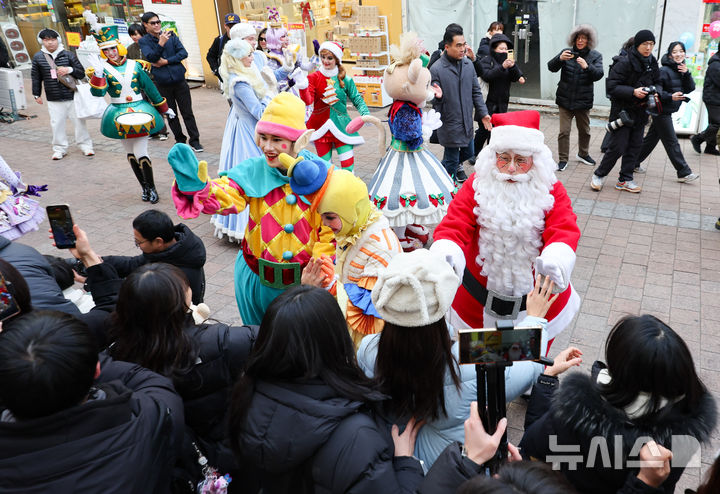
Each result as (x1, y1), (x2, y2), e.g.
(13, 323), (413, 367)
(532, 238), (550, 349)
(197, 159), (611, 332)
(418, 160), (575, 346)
(462, 268), (527, 320)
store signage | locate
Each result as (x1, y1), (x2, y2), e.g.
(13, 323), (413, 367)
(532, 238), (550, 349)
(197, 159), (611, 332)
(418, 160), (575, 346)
(66, 32), (81, 47)
(288, 23), (305, 31)
(703, 0), (720, 3)
(114, 18), (128, 36)
(151, 0), (181, 4)
(703, 23), (710, 33)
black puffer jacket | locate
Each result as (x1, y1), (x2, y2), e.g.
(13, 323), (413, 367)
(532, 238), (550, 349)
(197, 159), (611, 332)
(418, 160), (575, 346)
(236, 379), (424, 493)
(477, 36), (491, 59)
(175, 321), (257, 478)
(476, 34), (523, 115)
(658, 54), (695, 114)
(702, 52), (720, 106)
(102, 224), (207, 304)
(0, 357), (184, 494)
(30, 47), (85, 101)
(547, 47), (604, 110)
(605, 48), (662, 126)
(519, 369), (717, 494)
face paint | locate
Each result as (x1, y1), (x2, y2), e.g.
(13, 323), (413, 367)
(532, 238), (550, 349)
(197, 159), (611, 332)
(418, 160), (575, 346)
(281, 144), (287, 149)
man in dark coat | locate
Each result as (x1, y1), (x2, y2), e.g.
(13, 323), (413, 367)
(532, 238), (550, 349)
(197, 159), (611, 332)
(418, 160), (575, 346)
(591, 30), (661, 194)
(547, 24), (604, 171)
(31, 28), (94, 160)
(691, 50), (720, 155)
(139, 11), (204, 152)
(83, 209), (207, 304)
(430, 23), (491, 183)
(0, 311), (184, 494)
(206, 13), (240, 82)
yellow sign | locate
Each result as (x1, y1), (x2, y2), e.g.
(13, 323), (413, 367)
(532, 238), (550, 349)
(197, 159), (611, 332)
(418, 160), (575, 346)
(66, 31), (81, 47)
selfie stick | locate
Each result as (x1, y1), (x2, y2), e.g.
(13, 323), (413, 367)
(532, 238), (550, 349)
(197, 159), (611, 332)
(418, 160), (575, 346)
(475, 319), (513, 473)
(475, 319), (554, 474)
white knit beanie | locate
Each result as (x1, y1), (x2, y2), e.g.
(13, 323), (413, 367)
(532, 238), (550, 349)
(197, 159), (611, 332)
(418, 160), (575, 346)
(230, 23), (257, 41)
(372, 249), (460, 327)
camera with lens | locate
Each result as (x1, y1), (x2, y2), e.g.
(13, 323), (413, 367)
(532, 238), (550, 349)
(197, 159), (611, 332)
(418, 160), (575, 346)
(606, 109), (635, 132)
(642, 86), (661, 116)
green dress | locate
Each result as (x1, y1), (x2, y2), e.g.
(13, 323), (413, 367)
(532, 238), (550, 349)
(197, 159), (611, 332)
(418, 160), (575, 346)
(90, 59), (166, 139)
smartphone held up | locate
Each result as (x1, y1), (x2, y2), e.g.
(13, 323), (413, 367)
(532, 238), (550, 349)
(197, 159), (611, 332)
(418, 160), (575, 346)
(46, 204), (76, 249)
(458, 325), (543, 365)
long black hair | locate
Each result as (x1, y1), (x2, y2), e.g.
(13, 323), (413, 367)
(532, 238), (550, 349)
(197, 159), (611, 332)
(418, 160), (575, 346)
(0, 258), (32, 323)
(229, 285), (384, 455)
(600, 314), (706, 415)
(108, 263), (196, 378)
(373, 319), (461, 421)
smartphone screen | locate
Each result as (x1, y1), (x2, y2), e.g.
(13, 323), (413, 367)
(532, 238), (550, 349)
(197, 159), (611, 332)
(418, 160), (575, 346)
(507, 49), (514, 61)
(458, 326), (542, 365)
(46, 205), (76, 249)
(0, 276), (20, 322)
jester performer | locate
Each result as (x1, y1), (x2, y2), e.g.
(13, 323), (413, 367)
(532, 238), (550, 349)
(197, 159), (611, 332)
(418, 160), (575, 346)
(84, 13), (175, 204)
(282, 155), (402, 347)
(167, 93), (335, 325)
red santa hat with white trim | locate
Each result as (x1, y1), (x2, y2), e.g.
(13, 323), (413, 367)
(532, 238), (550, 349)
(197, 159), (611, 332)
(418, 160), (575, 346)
(319, 41), (344, 61)
(487, 110), (547, 156)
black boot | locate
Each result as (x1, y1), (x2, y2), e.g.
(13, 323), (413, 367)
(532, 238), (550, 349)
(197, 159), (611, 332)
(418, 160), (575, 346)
(138, 156), (159, 204)
(128, 154), (149, 201)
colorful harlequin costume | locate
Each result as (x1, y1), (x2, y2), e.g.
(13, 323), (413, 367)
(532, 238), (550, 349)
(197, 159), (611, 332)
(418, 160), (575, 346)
(84, 18), (171, 204)
(298, 41), (369, 171)
(167, 93), (335, 325)
(430, 111), (581, 346)
(286, 156), (402, 347)
(365, 33), (455, 249)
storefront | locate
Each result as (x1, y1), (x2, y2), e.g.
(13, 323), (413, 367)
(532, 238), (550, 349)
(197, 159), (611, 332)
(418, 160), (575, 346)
(1, 0), (144, 68)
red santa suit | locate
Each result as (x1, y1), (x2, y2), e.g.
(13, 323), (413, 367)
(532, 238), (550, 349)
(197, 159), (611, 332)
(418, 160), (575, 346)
(431, 111), (580, 343)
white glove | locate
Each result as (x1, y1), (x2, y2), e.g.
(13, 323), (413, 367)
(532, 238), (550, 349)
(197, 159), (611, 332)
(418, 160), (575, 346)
(290, 67), (309, 90)
(165, 108), (176, 119)
(422, 109), (442, 141)
(260, 67), (278, 97)
(429, 239), (465, 281)
(321, 85), (338, 105)
(534, 243), (575, 293)
(88, 53), (105, 76)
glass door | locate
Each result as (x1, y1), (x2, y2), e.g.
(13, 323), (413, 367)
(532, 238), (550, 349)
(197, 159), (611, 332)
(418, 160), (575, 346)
(498, 0), (541, 99)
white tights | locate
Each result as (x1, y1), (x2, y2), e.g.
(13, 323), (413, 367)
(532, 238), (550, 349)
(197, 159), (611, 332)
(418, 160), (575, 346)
(121, 136), (149, 159)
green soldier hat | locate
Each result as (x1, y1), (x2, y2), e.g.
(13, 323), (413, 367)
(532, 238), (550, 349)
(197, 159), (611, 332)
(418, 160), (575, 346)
(92, 25), (120, 50)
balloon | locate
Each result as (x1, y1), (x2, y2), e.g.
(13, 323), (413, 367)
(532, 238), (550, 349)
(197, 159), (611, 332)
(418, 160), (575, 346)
(710, 21), (720, 39)
(679, 32), (695, 50)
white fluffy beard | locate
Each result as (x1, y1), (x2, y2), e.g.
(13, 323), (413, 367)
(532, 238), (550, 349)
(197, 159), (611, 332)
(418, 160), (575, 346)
(472, 146), (557, 296)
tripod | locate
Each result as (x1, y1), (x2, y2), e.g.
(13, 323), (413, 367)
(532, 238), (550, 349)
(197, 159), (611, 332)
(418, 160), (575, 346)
(474, 319), (553, 474)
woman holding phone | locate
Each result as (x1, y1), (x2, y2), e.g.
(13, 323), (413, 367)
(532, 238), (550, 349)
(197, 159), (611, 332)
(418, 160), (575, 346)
(633, 41), (699, 182)
(356, 249), (559, 468)
(472, 34), (525, 156)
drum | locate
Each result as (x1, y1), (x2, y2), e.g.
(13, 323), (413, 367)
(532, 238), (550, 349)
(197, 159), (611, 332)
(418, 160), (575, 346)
(114, 111), (155, 138)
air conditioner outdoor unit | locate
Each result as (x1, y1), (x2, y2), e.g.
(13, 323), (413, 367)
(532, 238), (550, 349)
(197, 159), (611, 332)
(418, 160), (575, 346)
(0, 68), (27, 111)
(1, 23), (31, 69)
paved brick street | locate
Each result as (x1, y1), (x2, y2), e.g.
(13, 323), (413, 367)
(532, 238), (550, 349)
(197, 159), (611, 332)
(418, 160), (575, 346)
(2, 82), (719, 490)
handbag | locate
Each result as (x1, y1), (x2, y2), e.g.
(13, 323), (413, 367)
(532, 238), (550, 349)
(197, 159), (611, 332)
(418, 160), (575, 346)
(43, 52), (78, 92)
(74, 82), (108, 119)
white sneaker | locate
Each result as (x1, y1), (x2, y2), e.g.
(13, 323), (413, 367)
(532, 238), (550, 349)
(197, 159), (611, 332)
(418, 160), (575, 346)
(590, 174), (605, 191)
(51, 151), (65, 160)
(677, 172), (699, 183)
(615, 180), (642, 193)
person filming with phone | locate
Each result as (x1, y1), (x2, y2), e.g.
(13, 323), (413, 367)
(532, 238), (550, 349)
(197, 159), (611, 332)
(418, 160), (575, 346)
(547, 25), (603, 172)
(139, 12), (204, 152)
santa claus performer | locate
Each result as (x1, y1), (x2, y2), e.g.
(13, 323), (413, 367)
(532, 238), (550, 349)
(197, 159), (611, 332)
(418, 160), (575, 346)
(430, 110), (580, 346)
